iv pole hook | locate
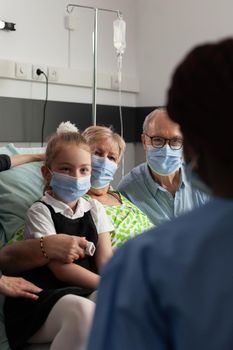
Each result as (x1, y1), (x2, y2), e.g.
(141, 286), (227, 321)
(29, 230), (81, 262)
(66, 4), (122, 126)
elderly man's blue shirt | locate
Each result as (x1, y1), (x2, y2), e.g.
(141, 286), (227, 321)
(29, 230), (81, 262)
(118, 162), (208, 226)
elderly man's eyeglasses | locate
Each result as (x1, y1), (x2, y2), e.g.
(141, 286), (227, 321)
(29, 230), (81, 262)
(145, 134), (183, 150)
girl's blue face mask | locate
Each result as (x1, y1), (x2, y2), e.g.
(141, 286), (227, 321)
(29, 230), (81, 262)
(147, 145), (183, 176)
(91, 155), (118, 189)
(50, 171), (91, 203)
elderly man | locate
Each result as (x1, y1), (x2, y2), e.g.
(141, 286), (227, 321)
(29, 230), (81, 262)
(118, 108), (209, 225)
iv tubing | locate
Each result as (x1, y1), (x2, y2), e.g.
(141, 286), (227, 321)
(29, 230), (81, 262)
(92, 8), (98, 126)
(118, 77), (125, 177)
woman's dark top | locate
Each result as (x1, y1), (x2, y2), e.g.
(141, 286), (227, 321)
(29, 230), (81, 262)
(0, 154), (11, 172)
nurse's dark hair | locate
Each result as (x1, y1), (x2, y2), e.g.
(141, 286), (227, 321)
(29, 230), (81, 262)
(167, 38), (233, 160)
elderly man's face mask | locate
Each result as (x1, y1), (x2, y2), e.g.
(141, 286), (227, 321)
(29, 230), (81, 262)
(146, 144), (183, 176)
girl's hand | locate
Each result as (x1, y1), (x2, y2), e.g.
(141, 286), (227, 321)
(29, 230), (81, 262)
(0, 275), (42, 299)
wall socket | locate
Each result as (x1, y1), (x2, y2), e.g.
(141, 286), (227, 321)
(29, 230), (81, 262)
(48, 67), (58, 82)
(32, 65), (48, 81)
(15, 62), (28, 79)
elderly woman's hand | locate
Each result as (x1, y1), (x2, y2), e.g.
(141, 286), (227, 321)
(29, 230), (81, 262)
(0, 275), (42, 299)
(44, 234), (88, 263)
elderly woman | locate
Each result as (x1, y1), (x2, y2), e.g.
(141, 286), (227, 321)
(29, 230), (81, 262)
(82, 125), (153, 248)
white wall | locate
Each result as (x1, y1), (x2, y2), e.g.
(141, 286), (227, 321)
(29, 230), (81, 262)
(2, 0), (233, 107)
(0, 0), (138, 107)
(2, 0), (233, 175)
(136, 0), (233, 106)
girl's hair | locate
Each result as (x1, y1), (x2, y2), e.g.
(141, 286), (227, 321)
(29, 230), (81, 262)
(82, 125), (126, 160)
(43, 123), (90, 192)
(45, 131), (90, 168)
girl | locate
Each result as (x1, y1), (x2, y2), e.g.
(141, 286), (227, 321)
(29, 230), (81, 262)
(4, 122), (113, 350)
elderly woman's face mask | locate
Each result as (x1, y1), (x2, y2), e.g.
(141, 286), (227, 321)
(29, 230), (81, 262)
(90, 140), (120, 189)
(91, 155), (118, 189)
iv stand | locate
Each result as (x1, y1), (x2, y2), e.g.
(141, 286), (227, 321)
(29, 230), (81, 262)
(66, 4), (122, 126)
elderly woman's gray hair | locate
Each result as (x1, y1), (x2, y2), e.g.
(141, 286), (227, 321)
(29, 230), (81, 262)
(82, 125), (126, 160)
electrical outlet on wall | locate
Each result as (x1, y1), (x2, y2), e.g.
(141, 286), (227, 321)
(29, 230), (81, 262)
(48, 67), (58, 82)
(32, 65), (47, 81)
(15, 62), (30, 79)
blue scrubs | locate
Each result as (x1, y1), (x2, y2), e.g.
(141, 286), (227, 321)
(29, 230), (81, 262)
(87, 197), (233, 350)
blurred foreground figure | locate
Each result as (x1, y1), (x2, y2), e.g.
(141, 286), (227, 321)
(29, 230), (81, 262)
(87, 38), (233, 350)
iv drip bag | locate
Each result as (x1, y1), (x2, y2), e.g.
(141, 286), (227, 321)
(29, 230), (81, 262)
(113, 17), (126, 55)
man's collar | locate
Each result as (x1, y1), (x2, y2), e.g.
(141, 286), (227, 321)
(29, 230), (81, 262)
(180, 163), (189, 187)
(144, 162), (187, 193)
(144, 163), (161, 195)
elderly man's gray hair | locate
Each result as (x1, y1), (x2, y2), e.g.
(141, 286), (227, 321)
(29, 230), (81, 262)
(142, 108), (167, 133)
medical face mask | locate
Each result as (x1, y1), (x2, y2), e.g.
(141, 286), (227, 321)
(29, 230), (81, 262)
(184, 162), (212, 195)
(91, 155), (118, 189)
(50, 172), (91, 203)
(147, 145), (183, 176)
